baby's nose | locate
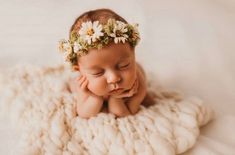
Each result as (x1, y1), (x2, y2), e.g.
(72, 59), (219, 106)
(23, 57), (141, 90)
(107, 72), (121, 84)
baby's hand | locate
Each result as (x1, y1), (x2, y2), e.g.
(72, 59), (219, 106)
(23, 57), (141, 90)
(74, 75), (104, 118)
(112, 78), (139, 99)
(75, 75), (97, 102)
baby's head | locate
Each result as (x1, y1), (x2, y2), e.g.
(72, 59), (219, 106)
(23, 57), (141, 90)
(59, 8), (140, 96)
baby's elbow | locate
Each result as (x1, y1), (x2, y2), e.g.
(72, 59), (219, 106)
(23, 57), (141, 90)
(77, 109), (97, 119)
(76, 98), (103, 119)
(129, 107), (140, 115)
(77, 112), (96, 119)
(112, 109), (131, 118)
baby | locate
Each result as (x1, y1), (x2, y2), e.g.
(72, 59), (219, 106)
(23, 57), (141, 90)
(59, 9), (151, 119)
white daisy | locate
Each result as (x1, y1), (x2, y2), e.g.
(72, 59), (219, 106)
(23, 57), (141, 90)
(109, 21), (128, 44)
(78, 21), (104, 45)
(73, 42), (81, 53)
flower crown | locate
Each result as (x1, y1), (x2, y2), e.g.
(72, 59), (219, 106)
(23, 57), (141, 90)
(58, 19), (140, 67)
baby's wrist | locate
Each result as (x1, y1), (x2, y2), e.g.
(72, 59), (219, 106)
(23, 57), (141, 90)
(108, 96), (123, 101)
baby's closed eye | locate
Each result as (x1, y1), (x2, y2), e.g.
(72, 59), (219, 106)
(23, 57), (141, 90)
(118, 62), (130, 70)
(90, 70), (104, 77)
(118, 63), (130, 69)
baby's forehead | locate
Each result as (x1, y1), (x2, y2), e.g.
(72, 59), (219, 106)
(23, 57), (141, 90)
(81, 55), (131, 68)
(81, 55), (133, 71)
(77, 42), (135, 69)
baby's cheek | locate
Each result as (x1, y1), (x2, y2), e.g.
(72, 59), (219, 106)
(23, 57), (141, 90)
(87, 79), (107, 96)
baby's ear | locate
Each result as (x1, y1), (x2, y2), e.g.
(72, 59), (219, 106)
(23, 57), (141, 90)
(73, 65), (80, 71)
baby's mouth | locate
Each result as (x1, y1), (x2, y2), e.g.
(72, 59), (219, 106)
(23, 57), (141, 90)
(108, 88), (123, 94)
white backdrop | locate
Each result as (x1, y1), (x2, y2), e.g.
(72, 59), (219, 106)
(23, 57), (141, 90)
(0, 0), (235, 154)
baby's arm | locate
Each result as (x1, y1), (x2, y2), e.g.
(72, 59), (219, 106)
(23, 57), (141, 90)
(108, 97), (131, 117)
(77, 95), (103, 119)
(73, 75), (104, 119)
(107, 77), (143, 117)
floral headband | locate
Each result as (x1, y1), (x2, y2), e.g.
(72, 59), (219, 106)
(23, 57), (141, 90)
(58, 19), (140, 67)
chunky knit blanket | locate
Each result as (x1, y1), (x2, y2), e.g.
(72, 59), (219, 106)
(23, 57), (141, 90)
(0, 64), (214, 155)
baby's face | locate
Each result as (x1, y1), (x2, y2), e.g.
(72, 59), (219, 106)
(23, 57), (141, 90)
(77, 42), (137, 97)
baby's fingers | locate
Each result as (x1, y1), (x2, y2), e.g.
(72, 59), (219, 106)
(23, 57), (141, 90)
(77, 76), (88, 90)
(113, 90), (132, 98)
(77, 75), (85, 85)
(80, 77), (89, 90)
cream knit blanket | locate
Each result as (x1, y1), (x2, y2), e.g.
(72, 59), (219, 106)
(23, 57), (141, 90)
(0, 64), (214, 155)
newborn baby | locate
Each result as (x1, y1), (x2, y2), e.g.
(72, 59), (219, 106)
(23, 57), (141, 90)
(60, 9), (151, 118)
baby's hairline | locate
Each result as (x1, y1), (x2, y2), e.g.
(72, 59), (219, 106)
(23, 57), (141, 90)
(75, 42), (135, 62)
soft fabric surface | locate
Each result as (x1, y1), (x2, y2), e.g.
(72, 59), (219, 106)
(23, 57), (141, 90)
(0, 64), (213, 155)
(1, 1), (235, 154)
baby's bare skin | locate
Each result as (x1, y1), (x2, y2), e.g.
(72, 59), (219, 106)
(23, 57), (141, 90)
(69, 63), (147, 118)
(107, 63), (146, 116)
(67, 42), (153, 119)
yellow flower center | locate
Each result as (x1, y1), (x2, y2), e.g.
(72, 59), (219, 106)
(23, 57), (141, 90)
(86, 29), (94, 36)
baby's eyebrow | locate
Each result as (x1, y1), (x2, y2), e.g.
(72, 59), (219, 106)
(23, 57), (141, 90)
(84, 56), (131, 70)
(119, 55), (130, 61)
(85, 66), (102, 70)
